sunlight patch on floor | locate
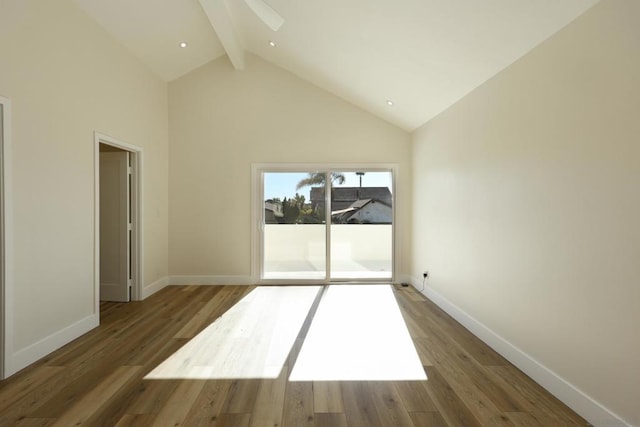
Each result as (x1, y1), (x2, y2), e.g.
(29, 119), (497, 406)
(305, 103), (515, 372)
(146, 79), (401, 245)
(145, 286), (320, 380)
(289, 285), (427, 381)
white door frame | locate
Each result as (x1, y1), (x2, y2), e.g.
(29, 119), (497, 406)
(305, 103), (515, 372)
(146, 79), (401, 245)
(251, 163), (398, 284)
(94, 132), (143, 311)
(0, 96), (14, 379)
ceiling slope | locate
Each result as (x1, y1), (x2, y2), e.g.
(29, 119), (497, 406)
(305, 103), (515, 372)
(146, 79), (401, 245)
(73, 0), (599, 131)
(199, 0), (245, 70)
(73, 0), (227, 81)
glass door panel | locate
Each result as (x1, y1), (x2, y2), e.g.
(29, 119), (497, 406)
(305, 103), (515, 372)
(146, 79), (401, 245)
(263, 172), (326, 280)
(330, 171), (393, 280)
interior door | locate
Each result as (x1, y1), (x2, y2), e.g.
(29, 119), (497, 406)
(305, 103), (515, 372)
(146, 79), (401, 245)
(99, 151), (130, 302)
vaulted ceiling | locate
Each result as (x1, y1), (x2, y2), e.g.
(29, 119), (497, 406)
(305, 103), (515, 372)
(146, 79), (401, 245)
(73, 0), (599, 131)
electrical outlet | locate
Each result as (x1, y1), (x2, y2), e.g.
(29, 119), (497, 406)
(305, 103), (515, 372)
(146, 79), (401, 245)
(423, 271), (428, 279)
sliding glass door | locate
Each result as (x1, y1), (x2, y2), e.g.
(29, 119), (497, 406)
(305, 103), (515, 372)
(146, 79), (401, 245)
(330, 171), (393, 280)
(259, 167), (394, 282)
(263, 172), (326, 279)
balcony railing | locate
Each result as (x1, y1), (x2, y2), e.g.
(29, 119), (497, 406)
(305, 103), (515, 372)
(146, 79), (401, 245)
(264, 224), (392, 280)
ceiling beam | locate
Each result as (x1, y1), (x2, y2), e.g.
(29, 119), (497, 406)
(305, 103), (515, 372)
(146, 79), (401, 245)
(198, 0), (245, 70)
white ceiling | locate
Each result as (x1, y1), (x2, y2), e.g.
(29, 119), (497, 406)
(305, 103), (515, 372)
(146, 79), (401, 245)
(73, 0), (599, 131)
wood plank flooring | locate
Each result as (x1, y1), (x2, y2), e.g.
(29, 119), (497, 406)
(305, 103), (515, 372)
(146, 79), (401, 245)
(0, 285), (589, 426)
(290, 285), (425, 381)
(146, 286), (321, 380)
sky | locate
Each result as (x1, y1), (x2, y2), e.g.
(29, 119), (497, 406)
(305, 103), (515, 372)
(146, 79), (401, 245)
(264, 171), (393, 201)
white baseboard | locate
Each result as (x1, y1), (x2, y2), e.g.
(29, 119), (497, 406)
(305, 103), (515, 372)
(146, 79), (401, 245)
(409, 278), (628, 427)
(5, 314), (99, 377)
(169, 275), (254, 286)
(395, 274), (414, 285)
(141, 276), (170, 299)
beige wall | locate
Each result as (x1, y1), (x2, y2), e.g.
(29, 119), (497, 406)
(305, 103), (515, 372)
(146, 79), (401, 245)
(411, 1), (639, 425)
(0, 0), (169, 371)
(168, 54), (411, 279)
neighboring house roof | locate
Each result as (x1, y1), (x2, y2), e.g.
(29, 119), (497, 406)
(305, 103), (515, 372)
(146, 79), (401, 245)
(331, 198), (392, 224)
(264, 201), (283, 217)
(311, 187), (392, 212)
(331, 199), (391, 216)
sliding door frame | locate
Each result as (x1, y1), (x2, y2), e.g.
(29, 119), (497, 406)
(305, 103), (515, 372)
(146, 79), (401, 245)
(251, 163), (398, 284)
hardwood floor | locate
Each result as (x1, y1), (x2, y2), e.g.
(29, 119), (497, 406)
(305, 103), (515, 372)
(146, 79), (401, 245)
(290, 285), (426, 381)
(0, 285), (589, 426)
(146, 286), (321, 380)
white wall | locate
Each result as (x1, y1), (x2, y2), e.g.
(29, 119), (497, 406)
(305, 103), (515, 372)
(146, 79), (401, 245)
(168, 54), (411, 280)
(411, 1), (639, 425)
(0, 0), (169, 374)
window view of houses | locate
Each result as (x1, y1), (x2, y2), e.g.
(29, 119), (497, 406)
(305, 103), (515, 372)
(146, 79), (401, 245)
(264, 172), (393, 225)
(262, 171), (394, 280)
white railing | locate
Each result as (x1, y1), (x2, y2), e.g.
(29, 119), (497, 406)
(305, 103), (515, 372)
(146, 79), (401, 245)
(264, 224), (392, 279)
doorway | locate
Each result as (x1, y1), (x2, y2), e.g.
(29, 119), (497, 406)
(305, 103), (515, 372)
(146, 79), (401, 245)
(253, 165), (395, 283)
(94, 133), (142, 306)
(99, 144), (131, 302)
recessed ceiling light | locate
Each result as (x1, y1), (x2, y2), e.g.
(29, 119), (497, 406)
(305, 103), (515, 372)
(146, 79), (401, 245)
(179, 42), (188, 48)
(386, 100), (394, 106)
(268, 40), (276, 47)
